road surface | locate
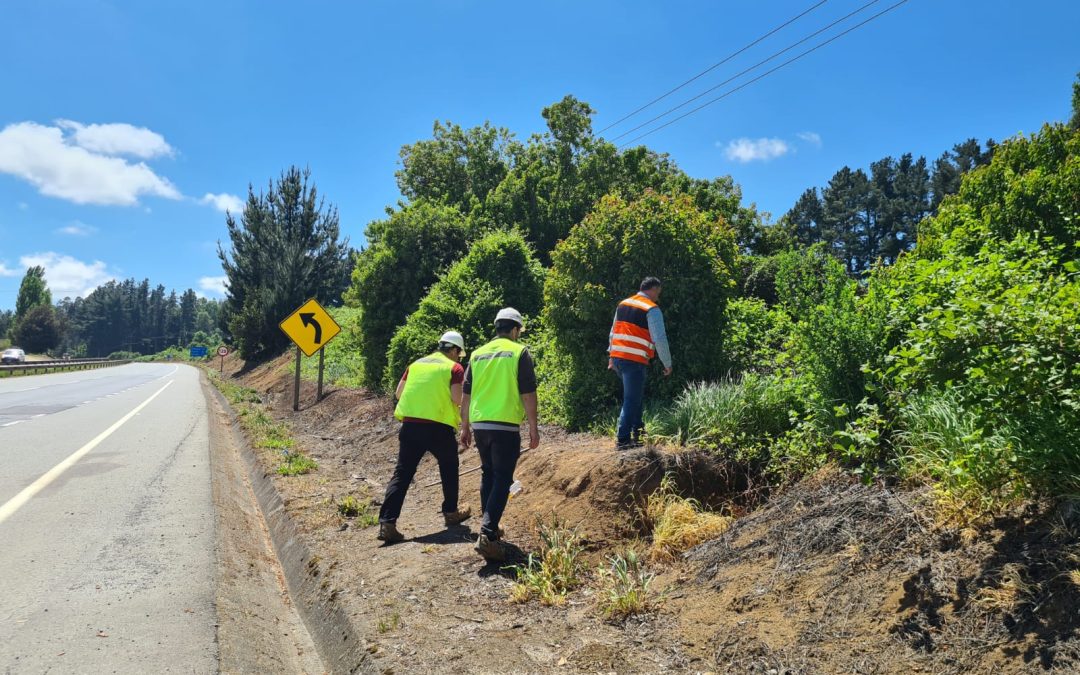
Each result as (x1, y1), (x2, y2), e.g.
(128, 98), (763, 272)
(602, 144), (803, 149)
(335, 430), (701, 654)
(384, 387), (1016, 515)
(0, 364), (218, 673)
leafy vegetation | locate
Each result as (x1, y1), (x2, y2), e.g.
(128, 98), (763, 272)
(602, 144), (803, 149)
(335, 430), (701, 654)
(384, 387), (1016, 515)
(383, 230), (543, 389)
(595, 550), (659, 621)
(510, 519), (586, 606)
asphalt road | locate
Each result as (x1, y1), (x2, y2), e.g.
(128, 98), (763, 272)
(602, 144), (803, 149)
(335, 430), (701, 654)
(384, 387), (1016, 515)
(0, 364), (218, 673)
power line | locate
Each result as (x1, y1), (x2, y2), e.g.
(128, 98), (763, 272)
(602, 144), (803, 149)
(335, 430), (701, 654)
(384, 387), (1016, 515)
(619, 0), (911, 149)
(598, 0), (831, 135)
(611, 0), (886, 143)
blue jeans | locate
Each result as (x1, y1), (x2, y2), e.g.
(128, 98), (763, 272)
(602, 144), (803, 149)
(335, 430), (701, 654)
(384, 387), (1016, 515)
(613, 358), (646, 445)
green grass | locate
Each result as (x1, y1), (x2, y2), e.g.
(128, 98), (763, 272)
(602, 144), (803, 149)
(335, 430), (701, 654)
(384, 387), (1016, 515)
(376, 611), (401, 634)
(650, 373), (801, 460)
(337, 495), (378, 527)
(511, 518), (586, 606)
(277, 452), (318, 476)
(596, 550), (659, 621)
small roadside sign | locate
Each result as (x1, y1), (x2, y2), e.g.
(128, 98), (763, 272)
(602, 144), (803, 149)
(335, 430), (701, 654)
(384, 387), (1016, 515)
(279, 298), (341, 357)
(217, 346), (229, 357)
(190, 346), (208, 358)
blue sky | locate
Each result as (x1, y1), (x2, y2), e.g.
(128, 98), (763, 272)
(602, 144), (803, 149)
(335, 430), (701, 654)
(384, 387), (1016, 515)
(1, 0), (1078, 310)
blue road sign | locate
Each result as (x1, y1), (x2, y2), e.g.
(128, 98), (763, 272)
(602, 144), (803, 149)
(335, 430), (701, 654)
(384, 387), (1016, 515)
(190, 346), (209, 358)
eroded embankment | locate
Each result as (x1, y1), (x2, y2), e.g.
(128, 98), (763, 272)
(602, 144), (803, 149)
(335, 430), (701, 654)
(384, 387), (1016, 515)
(215, 351), (1080, 674)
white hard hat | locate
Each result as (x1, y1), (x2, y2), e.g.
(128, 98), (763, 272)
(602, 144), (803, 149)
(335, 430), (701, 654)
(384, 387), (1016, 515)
(439, 330), (466, 355)
(494, 307), (524, 329)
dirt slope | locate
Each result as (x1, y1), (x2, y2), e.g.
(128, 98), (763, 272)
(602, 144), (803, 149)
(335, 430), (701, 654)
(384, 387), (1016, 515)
(220, 352), (1080, 674)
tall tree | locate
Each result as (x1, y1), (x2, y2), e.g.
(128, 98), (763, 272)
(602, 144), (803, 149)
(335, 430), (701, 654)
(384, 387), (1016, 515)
(930, 138), (995, 209)
(179, 289), (197, 345)
(0, 309), (14, 339)
(1070, 71), (1080, 130)
(13, 304), (60, 353)
(15, 266), (51, 320)
(219, 167), (351, 359)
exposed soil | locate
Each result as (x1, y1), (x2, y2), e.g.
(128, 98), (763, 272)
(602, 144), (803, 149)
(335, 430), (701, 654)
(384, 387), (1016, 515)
(204, 372), (325, 674)
(218, 352), (1080, 674)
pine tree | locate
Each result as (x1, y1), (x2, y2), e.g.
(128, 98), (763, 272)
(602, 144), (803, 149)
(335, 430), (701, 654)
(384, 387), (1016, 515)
(218, 167), (351, 359)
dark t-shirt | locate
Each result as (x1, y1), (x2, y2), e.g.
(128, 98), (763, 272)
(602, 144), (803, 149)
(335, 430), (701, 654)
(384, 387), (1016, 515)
(462, 348), (536, 396)
(399, 361), (465, 425)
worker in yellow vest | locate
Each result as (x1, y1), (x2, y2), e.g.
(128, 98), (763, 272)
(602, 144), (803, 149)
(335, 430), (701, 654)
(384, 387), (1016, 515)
(608, 277), (672, 450)
(378, 331), (473, 544)
(459, 308), (539, 561)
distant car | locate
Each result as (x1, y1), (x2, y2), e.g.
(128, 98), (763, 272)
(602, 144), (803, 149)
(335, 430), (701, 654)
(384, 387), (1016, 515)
(2, 348), (26, 364)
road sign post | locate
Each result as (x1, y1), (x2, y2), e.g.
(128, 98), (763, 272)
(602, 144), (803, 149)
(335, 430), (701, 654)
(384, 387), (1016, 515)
(317, 347), (326, 402)
(217, 345), (229, 374)
(279, 298), (341, 411)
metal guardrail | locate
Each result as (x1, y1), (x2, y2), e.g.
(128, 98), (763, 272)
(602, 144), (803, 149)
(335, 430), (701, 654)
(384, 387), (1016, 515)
(0, 359), (132, 376)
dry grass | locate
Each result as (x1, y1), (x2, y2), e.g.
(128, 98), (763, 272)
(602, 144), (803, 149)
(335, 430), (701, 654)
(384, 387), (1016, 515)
(595, 549), (659, 621)
(644, 475), (732, 563)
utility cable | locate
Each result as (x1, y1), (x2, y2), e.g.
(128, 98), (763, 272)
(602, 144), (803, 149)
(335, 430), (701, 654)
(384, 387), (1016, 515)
(618, 0), (911, 148)
(611, 0), (886, 142)
(597, 0), (831, 134)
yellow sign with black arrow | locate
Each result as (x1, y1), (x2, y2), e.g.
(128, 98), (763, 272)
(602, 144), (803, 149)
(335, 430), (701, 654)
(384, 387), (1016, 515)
(279, 298), (341, 357)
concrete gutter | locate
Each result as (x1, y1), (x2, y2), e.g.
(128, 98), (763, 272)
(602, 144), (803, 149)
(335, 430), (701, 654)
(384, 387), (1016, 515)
(207, 383), (375, 675)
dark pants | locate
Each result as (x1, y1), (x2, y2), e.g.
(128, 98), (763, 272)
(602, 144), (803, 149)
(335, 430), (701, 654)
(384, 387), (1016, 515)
(379, 422), (459, 523)
(613, 357), (647, 445)
(475, 429), (521, 540)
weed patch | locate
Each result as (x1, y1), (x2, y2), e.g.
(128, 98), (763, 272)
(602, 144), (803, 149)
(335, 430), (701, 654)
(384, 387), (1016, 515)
(277, 451), (318, 476)
(511, 519), (585, 606)
(595, 550), (659, 621)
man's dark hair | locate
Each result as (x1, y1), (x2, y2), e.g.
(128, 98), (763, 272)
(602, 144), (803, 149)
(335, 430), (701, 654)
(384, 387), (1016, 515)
(494, 319), (519, 335)
(437, 342), (459, 354)
(640, 276), (662, 292)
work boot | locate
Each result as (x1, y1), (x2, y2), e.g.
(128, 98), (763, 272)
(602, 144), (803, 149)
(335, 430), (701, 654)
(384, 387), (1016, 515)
(475, 533), (507, 561)
(443, 506), (472, 527)
(377, 521), (404, 544)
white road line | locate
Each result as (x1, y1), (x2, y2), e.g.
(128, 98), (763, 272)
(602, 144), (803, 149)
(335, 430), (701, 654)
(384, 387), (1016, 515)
(0, 379), (175, 526)
(1, 421), (21, 427)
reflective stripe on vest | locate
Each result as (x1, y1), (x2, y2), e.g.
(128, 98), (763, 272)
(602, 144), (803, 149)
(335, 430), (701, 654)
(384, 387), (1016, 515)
(468, 337), (526, 425)
(609, 294), (656, 365)
(394, 352), (459, 428)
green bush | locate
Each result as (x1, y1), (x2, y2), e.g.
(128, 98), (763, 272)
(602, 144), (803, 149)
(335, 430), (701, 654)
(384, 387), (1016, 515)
(383, 230), (544, 388)
(871, 123), (1080, 502)
(107, 351), (140, 360)
(540, 191), (739, 428)
(720, 298), (791, 374)
(650, 373), (802, 464)
(297, 306), (365, 387)
(344, 200), (469, 390)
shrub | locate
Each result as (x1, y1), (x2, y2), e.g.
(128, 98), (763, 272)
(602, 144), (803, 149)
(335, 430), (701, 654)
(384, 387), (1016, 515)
(720, 298), (791, 374)
(541, 191), (739, 428)
(644, 476), (732, 562)
(337, 495), (379, 527)
(344, 200), (469, 390)
(869, 123), (1080, 502)
(383, 230), (543, 389)
(511, 519), (586, 606)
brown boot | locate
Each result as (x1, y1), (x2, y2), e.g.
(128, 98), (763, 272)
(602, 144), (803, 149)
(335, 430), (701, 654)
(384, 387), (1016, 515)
(474, 533), (507, 561)
(377, 521), (404, 543)
(443, 506), (472, 527)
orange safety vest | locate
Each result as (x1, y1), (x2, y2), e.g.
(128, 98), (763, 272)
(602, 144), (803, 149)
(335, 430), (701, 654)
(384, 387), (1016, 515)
(609, 294), (656, 365)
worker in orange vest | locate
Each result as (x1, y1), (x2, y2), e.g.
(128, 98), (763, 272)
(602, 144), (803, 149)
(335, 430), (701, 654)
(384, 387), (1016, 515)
(607, 277), (672, 450)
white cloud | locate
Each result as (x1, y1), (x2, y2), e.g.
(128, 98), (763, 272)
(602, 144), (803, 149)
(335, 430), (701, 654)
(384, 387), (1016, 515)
(198, 275), (228, 297)
(17, 201), (28, 210)
(56, 221), (98, 237)
(56, 120), (174, 159)
(18, 251), (116, 299)
(722, 137), (791, 163)
(0, 121), (181, 206)
(0, 263), (19, 277)
(797, 131), (823, 147)
(200, 192), (244, 214)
